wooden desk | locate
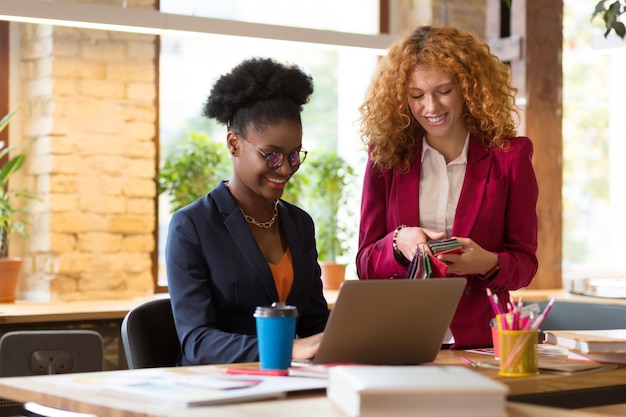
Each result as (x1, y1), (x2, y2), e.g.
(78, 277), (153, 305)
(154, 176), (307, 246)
(0, 370), (617, 417)
(0, 350), (625, 417)
(440, 350), (626, 409)
(0, 377), (616, 417)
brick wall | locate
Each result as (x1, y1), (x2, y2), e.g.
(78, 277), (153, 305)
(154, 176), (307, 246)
(15, 0), (157, 301)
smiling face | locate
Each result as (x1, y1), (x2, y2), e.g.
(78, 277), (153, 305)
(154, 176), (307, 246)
(407, 66), (467, 144)
(229, 119), (303, 202)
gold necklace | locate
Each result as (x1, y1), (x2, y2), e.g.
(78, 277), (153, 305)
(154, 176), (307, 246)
(239, 200), (279, 229)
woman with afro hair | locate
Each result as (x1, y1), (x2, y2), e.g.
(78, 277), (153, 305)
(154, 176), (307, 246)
(166, 58), (328, 365)
(356, 26), (539, 349)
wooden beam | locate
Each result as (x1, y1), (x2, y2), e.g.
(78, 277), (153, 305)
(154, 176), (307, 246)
(0, 22), (8, 124)
(379, 0), (390, 34)
(0, 21), (9, 163)
(485, 0), (563, 289)
(510, 0), (563, 289)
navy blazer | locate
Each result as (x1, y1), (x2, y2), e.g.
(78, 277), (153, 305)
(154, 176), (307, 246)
(166, 181), (329, 365)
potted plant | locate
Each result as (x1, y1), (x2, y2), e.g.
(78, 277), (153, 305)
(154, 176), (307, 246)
(0, 109), (32, 302)
(300, 150), (356, 289)
(157, 132), (231, 212)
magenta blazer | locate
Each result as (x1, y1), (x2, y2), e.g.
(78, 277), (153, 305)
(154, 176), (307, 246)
(356, 135), (539, 349)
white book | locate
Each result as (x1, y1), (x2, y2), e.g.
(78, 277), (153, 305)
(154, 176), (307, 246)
(327, 365), (508, 417)
(543, 329), (626, 354)
(566, 350), (626, 365)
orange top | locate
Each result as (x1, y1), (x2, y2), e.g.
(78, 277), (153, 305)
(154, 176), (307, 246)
(268, 248), (294, 302)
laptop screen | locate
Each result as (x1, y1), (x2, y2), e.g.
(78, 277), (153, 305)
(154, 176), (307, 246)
(313, 278), (466, 365)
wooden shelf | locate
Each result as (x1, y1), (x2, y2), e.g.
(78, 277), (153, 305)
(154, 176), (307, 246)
(0, 295), (167, 324)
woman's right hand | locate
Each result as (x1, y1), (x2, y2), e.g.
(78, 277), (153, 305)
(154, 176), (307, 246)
(395, 227), (445, 261)
(292, 332), (324, 360)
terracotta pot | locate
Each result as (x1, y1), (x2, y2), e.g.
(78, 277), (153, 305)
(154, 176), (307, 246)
(0, 257), (22, 303)
(320, 262), (346, 290)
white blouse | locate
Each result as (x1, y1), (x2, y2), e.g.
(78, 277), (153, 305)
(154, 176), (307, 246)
(419, 132), (470, 237)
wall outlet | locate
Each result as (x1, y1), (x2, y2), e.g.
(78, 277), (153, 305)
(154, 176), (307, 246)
(30, 350), (74, 375)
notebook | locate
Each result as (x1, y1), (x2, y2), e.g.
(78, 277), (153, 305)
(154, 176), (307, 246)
(312, 278), (466, 365)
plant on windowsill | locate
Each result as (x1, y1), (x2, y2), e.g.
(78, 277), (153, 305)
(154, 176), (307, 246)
(0, 109), (35, 303)
(157, 132), (231, 213)
(299, 149), (356, 290)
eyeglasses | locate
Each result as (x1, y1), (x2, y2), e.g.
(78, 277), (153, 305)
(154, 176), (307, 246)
(234, 132), (307, 170)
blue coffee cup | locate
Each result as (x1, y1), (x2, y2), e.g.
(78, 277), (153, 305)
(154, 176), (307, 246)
(254, 302), (298, 370)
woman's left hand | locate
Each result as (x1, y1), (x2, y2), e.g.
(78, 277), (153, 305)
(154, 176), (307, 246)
(438, 237), (499, 276)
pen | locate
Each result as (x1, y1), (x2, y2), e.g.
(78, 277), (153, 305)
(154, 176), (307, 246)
(224, 367), (289, 377)
(486, 288), (502, 316)
(460, 356), (477, 368)
(460, 356), (499, 369)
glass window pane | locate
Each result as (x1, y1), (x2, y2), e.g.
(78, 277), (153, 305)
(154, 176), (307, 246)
(161, 0), (379, 35)
(562, 0), (626, 289)
(157, 5), (379, 286)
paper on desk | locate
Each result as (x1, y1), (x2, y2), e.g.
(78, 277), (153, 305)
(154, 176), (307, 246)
(41, 367), (328, 407)
(462, 357), (617, 375)
(466, 343), (569, 359)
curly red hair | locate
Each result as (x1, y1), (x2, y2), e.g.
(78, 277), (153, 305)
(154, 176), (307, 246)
(359, 25), (519, 171)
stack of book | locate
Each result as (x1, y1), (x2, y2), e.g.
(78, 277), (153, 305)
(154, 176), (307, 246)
(543, 329), (626, 364)
(326, 365), (508, 417)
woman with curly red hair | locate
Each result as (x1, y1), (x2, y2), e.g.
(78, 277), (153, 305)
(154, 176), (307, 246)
(356, 26), (539, 349)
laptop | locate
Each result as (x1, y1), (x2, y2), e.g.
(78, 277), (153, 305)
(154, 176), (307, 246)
(312, 278), (466, 365)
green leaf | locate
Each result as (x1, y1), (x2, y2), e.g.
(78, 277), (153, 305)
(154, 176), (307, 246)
(591, 0), (626, 38)
(0, 109), (17, 133)
(613, 21), (626, 37)
(0, 154), (26, 186)
(157, 131), (230, 213)
(593, 0), (609, 20)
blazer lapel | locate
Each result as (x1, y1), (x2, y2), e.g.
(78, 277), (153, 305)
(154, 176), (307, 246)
(213, 182), (278, 300)
(395, 146), (422, 227)
(280, 203), (307, 304)
(452, 136), (490, 237)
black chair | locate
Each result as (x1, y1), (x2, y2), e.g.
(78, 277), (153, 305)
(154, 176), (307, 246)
(0, 330), (104, 417)
(0, 330), (103, 377)
(121, 297), (180, 369)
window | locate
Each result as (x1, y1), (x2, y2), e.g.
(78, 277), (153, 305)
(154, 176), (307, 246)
(562, 0), (626, 294)
(161, 0), (379, 34)
(157, 1), (381, 286)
